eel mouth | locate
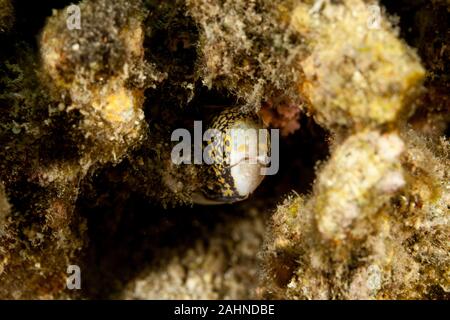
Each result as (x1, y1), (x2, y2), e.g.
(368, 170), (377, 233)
(229, 155), (270, 168)
(193, 156), (269, 205)
(192, 192), (248, 205)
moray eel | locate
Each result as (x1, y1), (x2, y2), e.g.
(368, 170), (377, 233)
(193, 108), (270, 205)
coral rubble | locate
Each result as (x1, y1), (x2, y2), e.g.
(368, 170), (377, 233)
(261, 130), (448, 299)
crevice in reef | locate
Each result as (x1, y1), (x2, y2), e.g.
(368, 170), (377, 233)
(0, 0), (447, 299)
(76, 111), (329, 299)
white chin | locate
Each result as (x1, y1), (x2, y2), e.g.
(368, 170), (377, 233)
(231, 161), (265, 198)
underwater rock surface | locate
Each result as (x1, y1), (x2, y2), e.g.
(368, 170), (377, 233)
(0, 0), (448, 299)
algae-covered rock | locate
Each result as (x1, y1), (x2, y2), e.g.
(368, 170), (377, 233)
(0, 0), (13, 33)
(260, 130), (448, 299)
(0, 0), (448, 300)
(40, 0), (161, 166)
(0, 182), (10, 236)
(121, 205), (265, 299)
(293, 0), (425, 129)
